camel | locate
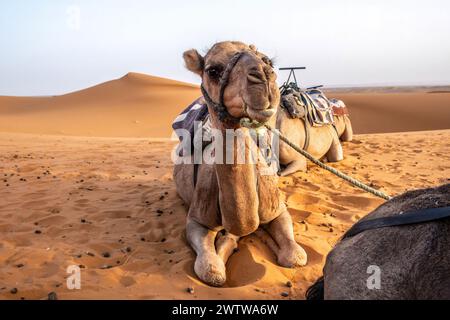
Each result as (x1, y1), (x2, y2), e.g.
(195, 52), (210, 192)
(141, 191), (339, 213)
(333, 113), (353, 142)
(276, 110), (343, 176)
(277, 95), (353, 176)
(306, 183), (450, 299)
(173, 41), (307, 286)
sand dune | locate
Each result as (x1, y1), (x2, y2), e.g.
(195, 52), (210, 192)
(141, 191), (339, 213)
(329, 92), (450, 134)
(1, 73), (449, 137)
(0, 130), (448, 299)
(0, 73), (200, 138)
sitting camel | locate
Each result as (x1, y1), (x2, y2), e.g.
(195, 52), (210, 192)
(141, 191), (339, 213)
(277, 93), (353, 176)
(173, 41), (307, 286)
(306, 183), (450, 299)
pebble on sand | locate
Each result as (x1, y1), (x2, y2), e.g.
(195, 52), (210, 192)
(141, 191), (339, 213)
(48, 292), (58, 300)
(186, 287), (195, 294)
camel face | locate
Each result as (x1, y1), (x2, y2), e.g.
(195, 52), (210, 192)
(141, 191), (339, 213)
(183, 41), (280, 124)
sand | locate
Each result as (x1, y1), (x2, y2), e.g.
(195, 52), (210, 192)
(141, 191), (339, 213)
(0, 73), (449, 300)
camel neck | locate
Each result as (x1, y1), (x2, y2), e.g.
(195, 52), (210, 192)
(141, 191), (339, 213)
(208, 111), (281, 236)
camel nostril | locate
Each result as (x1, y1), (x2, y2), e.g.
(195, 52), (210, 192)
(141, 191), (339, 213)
(247, 71), (266, 84)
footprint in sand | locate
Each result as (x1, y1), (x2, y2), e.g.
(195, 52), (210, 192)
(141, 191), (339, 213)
(330, 194), (382, 208)
(74, 198), (90, 208)
(140, 227), (168, 243)
(300, 181), (321, 192)
(300, 244), (324, 266)
(225, 244), (266, 288)
(35, 214), (67, 226)
(104, 210), (131, 219)
(288, 208), (312, 221)
(287, 193), (321, 206)
(120, 276), (136, 287)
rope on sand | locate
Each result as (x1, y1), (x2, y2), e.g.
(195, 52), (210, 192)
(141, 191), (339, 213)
(240, 118), (392, 201)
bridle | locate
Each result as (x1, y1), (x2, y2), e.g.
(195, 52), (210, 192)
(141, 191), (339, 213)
(194, 51), (277, 187)
(200, 51), (246, 126)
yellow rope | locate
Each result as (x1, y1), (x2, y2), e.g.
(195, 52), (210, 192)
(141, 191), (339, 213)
(240, 118), (392, 201)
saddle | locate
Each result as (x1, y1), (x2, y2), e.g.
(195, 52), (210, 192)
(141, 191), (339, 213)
(305, 89), (335, 125)
(280, 84), (335, 127)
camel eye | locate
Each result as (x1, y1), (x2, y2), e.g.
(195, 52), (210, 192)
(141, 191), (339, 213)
(206, 66), (223, 80)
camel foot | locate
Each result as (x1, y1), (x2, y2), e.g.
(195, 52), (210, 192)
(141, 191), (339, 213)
(277, 240), (308, 267)
(194, 253), (226, 287)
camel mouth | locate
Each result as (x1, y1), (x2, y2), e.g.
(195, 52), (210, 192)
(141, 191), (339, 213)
(245, 104), (276, 123)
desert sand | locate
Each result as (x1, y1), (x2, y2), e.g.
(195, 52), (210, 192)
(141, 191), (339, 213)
(0, 74), (449, 300)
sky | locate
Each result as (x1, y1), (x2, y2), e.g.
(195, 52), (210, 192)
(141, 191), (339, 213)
(1, 0), (450, 96)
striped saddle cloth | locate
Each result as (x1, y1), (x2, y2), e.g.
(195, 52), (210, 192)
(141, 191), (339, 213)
(172, 97), (211, 156)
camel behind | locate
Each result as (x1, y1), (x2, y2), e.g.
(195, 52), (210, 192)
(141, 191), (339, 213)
(306, 183), (450, 300)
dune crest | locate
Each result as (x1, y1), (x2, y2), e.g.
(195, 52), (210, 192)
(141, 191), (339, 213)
(0, 73), (200, 138)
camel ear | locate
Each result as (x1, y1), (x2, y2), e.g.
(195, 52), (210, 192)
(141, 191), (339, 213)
(183, 49), (204, 77)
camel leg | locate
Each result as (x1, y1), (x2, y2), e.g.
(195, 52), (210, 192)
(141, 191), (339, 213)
(264, 210), (307, 267)
(279, 157), (307, 176)
(186, 218), (226, 286)
(341, 116), (353, 142)
(215, 232), (240, 264)
(326, 129), (344, 162)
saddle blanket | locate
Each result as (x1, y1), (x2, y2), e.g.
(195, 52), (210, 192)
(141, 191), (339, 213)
(281, 86), (349, 125)
(329, 98), (349, 116)
(305, 89), (335, 125)
(172, 97), (211, 156)
(172, 97), (208, 138)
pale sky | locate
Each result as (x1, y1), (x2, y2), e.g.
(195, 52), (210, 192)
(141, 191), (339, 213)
(1, 0), (450, 96)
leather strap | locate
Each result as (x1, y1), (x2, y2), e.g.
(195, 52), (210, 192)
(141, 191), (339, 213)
(343, 206), (450, 239)
(200, 52), (245, 125)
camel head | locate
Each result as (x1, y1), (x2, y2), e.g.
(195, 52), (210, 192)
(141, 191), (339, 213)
(183, 41), (280, 126)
